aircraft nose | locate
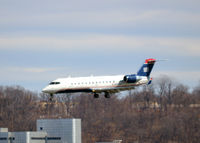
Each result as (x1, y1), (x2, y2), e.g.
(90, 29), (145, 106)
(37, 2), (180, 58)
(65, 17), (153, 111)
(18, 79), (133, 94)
(42, 87), (49, 93)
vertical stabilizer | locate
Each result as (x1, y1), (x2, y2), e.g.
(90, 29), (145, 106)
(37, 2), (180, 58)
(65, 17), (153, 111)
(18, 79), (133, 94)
(137, 58), (156, 77)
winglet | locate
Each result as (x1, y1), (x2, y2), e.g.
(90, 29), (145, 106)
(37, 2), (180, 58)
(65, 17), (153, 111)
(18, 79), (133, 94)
(147, 78), (153, 85)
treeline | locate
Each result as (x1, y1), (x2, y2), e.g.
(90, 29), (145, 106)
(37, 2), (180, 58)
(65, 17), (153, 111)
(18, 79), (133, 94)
(0, 77), (200, 143)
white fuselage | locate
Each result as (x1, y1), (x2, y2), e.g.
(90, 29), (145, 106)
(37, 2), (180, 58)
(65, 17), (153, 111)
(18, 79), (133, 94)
(42, 75), (148, 94)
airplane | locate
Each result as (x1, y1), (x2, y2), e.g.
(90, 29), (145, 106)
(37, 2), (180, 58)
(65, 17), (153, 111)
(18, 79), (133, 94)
(42, 58), (156, 100)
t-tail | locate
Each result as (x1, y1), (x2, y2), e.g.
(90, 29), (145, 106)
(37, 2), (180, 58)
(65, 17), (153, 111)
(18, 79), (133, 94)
(137, 58), (156, 77)
(123, 58), (156, 83)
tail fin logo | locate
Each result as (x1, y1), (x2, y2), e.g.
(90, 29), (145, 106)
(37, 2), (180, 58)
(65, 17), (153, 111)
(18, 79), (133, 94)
(143, 67), (148, 73)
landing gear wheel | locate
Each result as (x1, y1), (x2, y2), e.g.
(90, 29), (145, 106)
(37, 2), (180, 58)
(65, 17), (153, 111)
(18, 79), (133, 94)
(49, 93), (54, 101)
(94, 93), (99, 98)
(104, 92), (110, 98)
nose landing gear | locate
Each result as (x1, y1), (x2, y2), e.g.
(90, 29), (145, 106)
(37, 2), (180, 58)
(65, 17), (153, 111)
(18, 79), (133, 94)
(49, 93), (54, 101)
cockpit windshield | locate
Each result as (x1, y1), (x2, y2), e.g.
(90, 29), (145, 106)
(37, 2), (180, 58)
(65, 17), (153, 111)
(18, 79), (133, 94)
(49, 82), (60, 85)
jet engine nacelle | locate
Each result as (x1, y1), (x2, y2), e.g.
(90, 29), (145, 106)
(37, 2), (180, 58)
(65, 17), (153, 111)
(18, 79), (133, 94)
(123, 74), (141, 83)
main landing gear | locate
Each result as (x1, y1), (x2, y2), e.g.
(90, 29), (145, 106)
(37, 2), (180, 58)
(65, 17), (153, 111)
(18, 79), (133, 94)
(93, 92), (111, 98)
(94, 93), (99, 98)
(104, 92), (110, 98)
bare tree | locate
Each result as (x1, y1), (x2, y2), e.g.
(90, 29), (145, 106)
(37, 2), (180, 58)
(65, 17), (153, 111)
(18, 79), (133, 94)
(155, 75), (175, 112)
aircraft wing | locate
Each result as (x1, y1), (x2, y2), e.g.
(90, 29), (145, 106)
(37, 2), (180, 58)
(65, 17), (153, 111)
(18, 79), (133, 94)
(92, 86), (135, 94)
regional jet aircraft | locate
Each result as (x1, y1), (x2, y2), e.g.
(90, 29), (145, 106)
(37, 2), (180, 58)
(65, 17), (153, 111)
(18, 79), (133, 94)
(42, 58), (156, 100)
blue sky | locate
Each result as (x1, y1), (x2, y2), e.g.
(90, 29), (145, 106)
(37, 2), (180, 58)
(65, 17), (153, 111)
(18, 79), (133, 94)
(0, 0), (200, 92)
